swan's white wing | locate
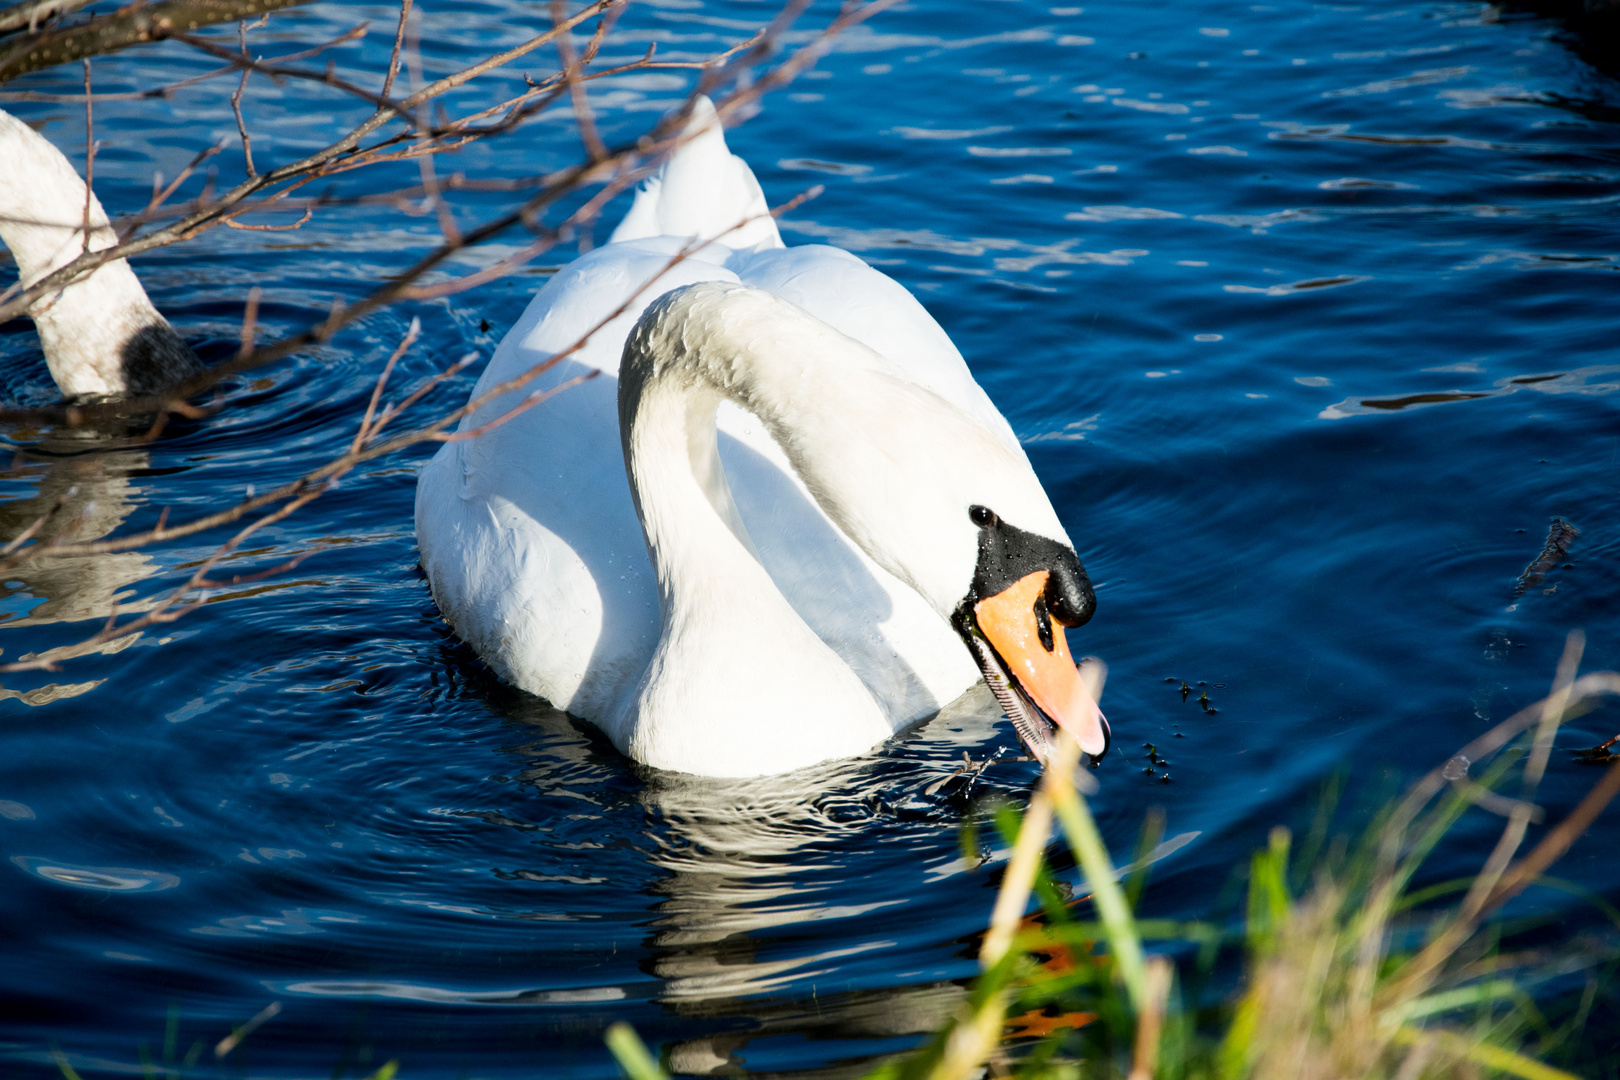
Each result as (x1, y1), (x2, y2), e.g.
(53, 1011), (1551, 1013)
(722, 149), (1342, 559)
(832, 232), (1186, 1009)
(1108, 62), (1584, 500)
(416, 241), (742, 721)
(417, 235), (983, 729)
(729, 243), (1023, 456)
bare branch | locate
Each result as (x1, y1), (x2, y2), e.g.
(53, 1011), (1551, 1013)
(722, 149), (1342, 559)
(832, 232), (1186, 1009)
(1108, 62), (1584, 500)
(223, 206), (311, 230)
(79, 56), (92, 254)
(237, 286), (260, 358)
(380, 0), (411, 99)
(177, 29), (415, 122)
(7, 194), (802, 565)
(351, 317), (418, 454)
(0, 484), (77, 556)
(554, 0), (610, 163)
(440, 370), (599, 442)
(0, 0), (615, 329)
(229, 19), (259, 176)
(0, 0), (318, 84)
(0, 0), (95, 36)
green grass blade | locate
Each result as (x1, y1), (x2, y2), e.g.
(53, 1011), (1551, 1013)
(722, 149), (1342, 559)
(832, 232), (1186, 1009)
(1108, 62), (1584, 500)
(1391, 979), (1520, 1023)
(1395, 1026), (1583, 1080)
(605, 1022), (669, 1080)
(1048, 780), (1148, 1014)
(51, 1049), (85, 1080)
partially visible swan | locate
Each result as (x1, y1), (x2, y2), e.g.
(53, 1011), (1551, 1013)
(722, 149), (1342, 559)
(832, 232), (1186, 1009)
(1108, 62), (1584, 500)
(0, 110), (187, 671)
(0, 108), (199, 398)
(415, 98), (1107, 777)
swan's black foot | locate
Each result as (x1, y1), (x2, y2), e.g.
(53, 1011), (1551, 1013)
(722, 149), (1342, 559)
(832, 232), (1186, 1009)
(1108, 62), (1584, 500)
(1575, 734), (1620, 765)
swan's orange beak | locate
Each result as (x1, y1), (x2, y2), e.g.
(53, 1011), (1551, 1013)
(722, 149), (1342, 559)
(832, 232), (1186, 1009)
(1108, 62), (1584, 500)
(973, 570), (1109, 758)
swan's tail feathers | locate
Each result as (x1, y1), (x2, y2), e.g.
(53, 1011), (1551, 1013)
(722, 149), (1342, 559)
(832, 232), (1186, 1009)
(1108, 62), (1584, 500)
(0, 108), (199, 398)
(608, 96), (784, 252)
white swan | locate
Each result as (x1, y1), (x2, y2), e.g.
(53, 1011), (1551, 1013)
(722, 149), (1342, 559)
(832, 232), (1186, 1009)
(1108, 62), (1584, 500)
(0, 108), (198, 398)
(415, 98), (1107, 777)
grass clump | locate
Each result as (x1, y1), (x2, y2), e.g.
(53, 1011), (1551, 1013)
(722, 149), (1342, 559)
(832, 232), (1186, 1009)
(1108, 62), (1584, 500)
(610, 633), (1620, 1080)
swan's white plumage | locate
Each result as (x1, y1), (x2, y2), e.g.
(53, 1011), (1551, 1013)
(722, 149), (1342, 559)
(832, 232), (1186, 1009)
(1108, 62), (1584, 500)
(0, 108), (193, 397)
(415, 100), (1070, 776)
(607, 96), (783, 254)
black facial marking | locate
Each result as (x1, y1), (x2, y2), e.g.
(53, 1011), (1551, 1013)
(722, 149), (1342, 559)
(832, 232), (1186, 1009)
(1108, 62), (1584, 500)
(1032, 593), (1055, 653)
(120, 322), (201, 397)
(965, 504), (1095, 627)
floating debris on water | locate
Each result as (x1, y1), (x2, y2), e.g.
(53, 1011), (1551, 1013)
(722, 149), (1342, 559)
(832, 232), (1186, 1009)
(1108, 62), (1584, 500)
(1514, 517), (1579, 598)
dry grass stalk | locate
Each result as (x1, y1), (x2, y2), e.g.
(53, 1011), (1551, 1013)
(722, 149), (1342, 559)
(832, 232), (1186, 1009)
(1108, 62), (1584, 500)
(1127, 956), (1172, 1080)
(1222, 631), (1616, 1080)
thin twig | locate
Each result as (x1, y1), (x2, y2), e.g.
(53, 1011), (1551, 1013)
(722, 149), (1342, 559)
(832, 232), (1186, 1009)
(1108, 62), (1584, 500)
(223, 207), (312, 231)
(230, 19), (260, 176)
(238, 286), (260, 358)
(80, 57), (93, 255)
(0, 485), (78, 557)
(177, 29), (417, 123)
(554, 0), (609, 163)
(123, 142), (224, 241)
(351, 317), (418, 453)
(0, 0), (95, 35)
(438, 371), (598, 442)
(380, 0), (411, 99)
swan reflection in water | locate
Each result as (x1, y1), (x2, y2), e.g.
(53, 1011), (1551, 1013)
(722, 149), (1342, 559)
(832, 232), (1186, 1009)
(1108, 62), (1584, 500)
(0, 437), (158, 703)
(501, 685), (1020, 1076)
(485, 678), (1195, 1075)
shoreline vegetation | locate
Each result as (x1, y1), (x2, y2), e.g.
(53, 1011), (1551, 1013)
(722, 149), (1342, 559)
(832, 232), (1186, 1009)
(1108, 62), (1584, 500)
(42, 634), (1618, 1078)
(604, 632), (1620, 1080)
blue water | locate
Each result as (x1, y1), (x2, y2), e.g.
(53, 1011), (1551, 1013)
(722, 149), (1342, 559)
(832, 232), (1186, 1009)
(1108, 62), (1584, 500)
(3, 0), (1619, 1074)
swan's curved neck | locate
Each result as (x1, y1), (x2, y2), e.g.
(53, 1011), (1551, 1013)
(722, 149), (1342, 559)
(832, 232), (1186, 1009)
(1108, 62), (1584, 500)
(614, 280), (1073, 775)
(620, 281), (1064, 621)
(613, 280), (1070, 776)
(615, 357), (890, 776)
(0, 110), (197, 398)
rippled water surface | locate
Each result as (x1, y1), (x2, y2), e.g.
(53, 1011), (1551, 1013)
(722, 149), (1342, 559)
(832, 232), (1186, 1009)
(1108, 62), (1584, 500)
(4, 0), (1620, 1075)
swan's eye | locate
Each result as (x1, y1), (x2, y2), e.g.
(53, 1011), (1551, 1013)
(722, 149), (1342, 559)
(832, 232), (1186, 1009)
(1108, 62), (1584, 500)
(969, 504), (998, 529)
(1032, 593), (1055, 652)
